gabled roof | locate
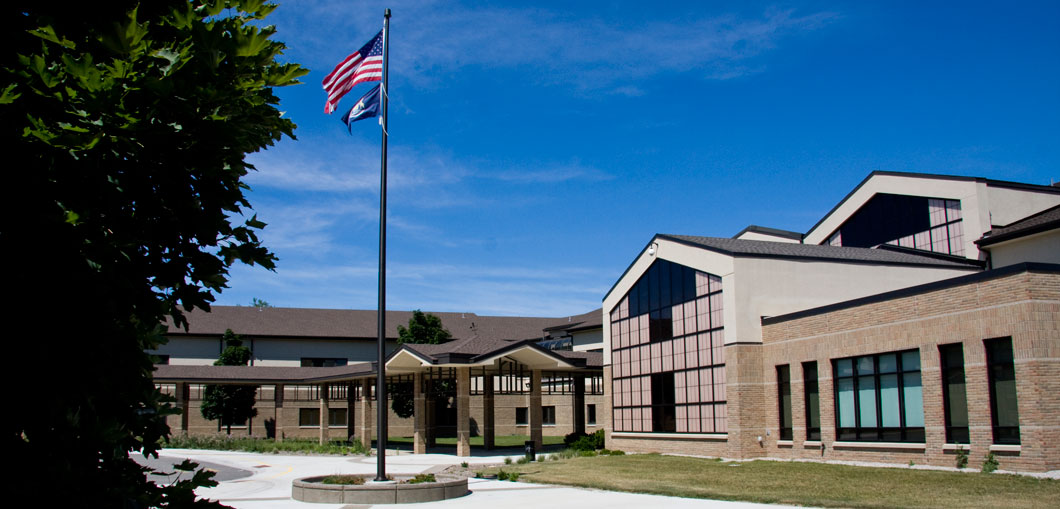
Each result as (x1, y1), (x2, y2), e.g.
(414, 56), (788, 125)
(166, 306), (557, 343)
(805, 171), (1060, 240)
(976, 205), (1060, 247)
(387, 337), (602, 371)
(660, 234), (983, 268)
(732, 225), (804, 242)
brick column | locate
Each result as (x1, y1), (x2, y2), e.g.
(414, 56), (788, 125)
(413, 371), (427, 454)
(274, 383), (285, 442)
(319, 383), (330, 445)
(176, 382), (190, 435)
(456, 367), (471, 457)
(529, 369), (543, 450)
(360, 379), (373, 451)
(483, 373), (496, 450)
(725, 343), (766, 460)
(346, 381), (355, 443)
(573, 374), (586, 435)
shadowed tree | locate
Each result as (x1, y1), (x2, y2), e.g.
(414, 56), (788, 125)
(391, 311), (453, 418)
(3, 1), (306, 507)
(201, 329), (259, 434)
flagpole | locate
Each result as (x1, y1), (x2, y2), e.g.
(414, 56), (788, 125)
(375, 7), (391, 482)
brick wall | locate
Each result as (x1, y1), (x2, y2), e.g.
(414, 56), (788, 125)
(760, 269), (1059, 472)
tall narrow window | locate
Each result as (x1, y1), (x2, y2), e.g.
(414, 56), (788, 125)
(803, 361), (820, 441)
(777, 365), (792, 440)
(651, 372), (676, 432)
(543, 406), (556, 426)
(985, 337), (1020, 445)
(587, 404), (597, 426)
(939, 343), (969, 444)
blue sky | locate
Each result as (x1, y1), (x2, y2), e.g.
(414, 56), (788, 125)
(220, 0), (1060, 316)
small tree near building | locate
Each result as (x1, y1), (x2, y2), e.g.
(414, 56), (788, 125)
(392, 311), (452, 418)
(201, 329), (259, 434)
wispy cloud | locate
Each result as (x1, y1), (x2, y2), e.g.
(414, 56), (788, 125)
(273, 1), (839, 92)
(220, 259), (609, 316)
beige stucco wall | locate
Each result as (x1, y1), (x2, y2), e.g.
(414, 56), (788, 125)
(731, 257), (980, 344)
(987, 230), (1060, 268)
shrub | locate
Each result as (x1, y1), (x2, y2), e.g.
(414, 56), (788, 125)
(460, 461), (468, 468)
(982, 452), (1000, 473)
(406, 474), (436, 484)
(516, 456), (530, 465)
(537, 455), (545, 462)
(955, 447), (969, 469)
(497, 470), (509, 481)
(321, 475), (365, 485)
(504, 457), (513, 465)
(566, 429), (606, 451)
(509, 473), (520, 482)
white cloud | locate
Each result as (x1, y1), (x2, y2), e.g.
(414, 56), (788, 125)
(271, 1), (839, 92)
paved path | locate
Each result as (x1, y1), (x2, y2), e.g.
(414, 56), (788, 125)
(156, 448), (800, 509)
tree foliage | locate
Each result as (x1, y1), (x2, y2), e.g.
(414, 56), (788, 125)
(392, 311), (452, 418)
(201, 329), (259, 434)
(2, 1), (306, 507)
(250, 297), (272, 308)
(397, 310), (453, 345)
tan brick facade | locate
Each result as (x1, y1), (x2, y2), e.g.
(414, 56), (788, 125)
(609, 267), (1059, 472)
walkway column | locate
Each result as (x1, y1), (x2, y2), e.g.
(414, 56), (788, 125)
(456, 367), (471, 457)
(573, 374), (586, 436)
(176, 382), (190, 435)
(529, 369), (543, 450)
(360, 379), (373, 451)
(319, 383), (330, 445)
(413, 371), (427, 454)
(483, 373), (496, 450)
(346, 381), (355, 443)
(274, 383), (285, 442)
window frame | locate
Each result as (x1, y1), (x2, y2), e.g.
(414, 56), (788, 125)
(939, 343), (969, 444)
(803, 361), (820, 441)
(515, 407), (528, 426)
(777, 365), (792, 441)
(985, 337), (1020, 445)
(832, 349), (925, 443)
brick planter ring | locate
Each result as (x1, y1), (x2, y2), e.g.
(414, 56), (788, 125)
(292, 475), (469, 504)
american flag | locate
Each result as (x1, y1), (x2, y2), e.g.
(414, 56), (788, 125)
(322, 29), (384, 114)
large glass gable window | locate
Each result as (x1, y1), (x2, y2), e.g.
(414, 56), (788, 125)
(610, 259), (726, 434)
(822, 194), (964, 257)
(833, 350), (924, 443)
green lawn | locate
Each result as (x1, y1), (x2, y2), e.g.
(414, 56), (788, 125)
(387, 434), (564, 448)
(483, 454), (1060, 508)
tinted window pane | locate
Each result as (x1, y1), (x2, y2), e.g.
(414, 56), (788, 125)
(837, 378), (856, 427)
(903, 372), (924, 427)
(858, 375), (877, 427)
(879, 373), (900, 427)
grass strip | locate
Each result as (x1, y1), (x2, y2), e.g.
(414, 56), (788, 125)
(482, 453), (1060, 509)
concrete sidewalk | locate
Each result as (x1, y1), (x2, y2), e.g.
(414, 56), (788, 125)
(153, 448), (800, 509)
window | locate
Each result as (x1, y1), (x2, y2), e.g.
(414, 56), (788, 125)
(610, 259), (727, 434)
(803, 362), (820, 441)
(833, 350), (924, 442)
(515, 407), (528, 426)
(985, 337), (1020, 445)
(300, 358), (347, 367)
(650, 373), (676, 432)
(543, 406), (556, 426)
(939, 343), (969, 444)
(587, 404), (597, 425)
(299, 408), (348, 427)
(777, 365), (792, 440)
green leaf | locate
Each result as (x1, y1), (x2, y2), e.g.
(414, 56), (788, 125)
(0, 83), (20, 104)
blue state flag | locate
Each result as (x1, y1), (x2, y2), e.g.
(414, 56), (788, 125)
(341, 84), (381, 131)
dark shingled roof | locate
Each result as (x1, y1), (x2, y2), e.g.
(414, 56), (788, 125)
(152, 362), (375, 384)
(660, 235), (982, 268)
(732, 225), (804, 241)
(976, 205), (1060, 247)
(167, 307), (558, 342)
(543, 308), (603, 333)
